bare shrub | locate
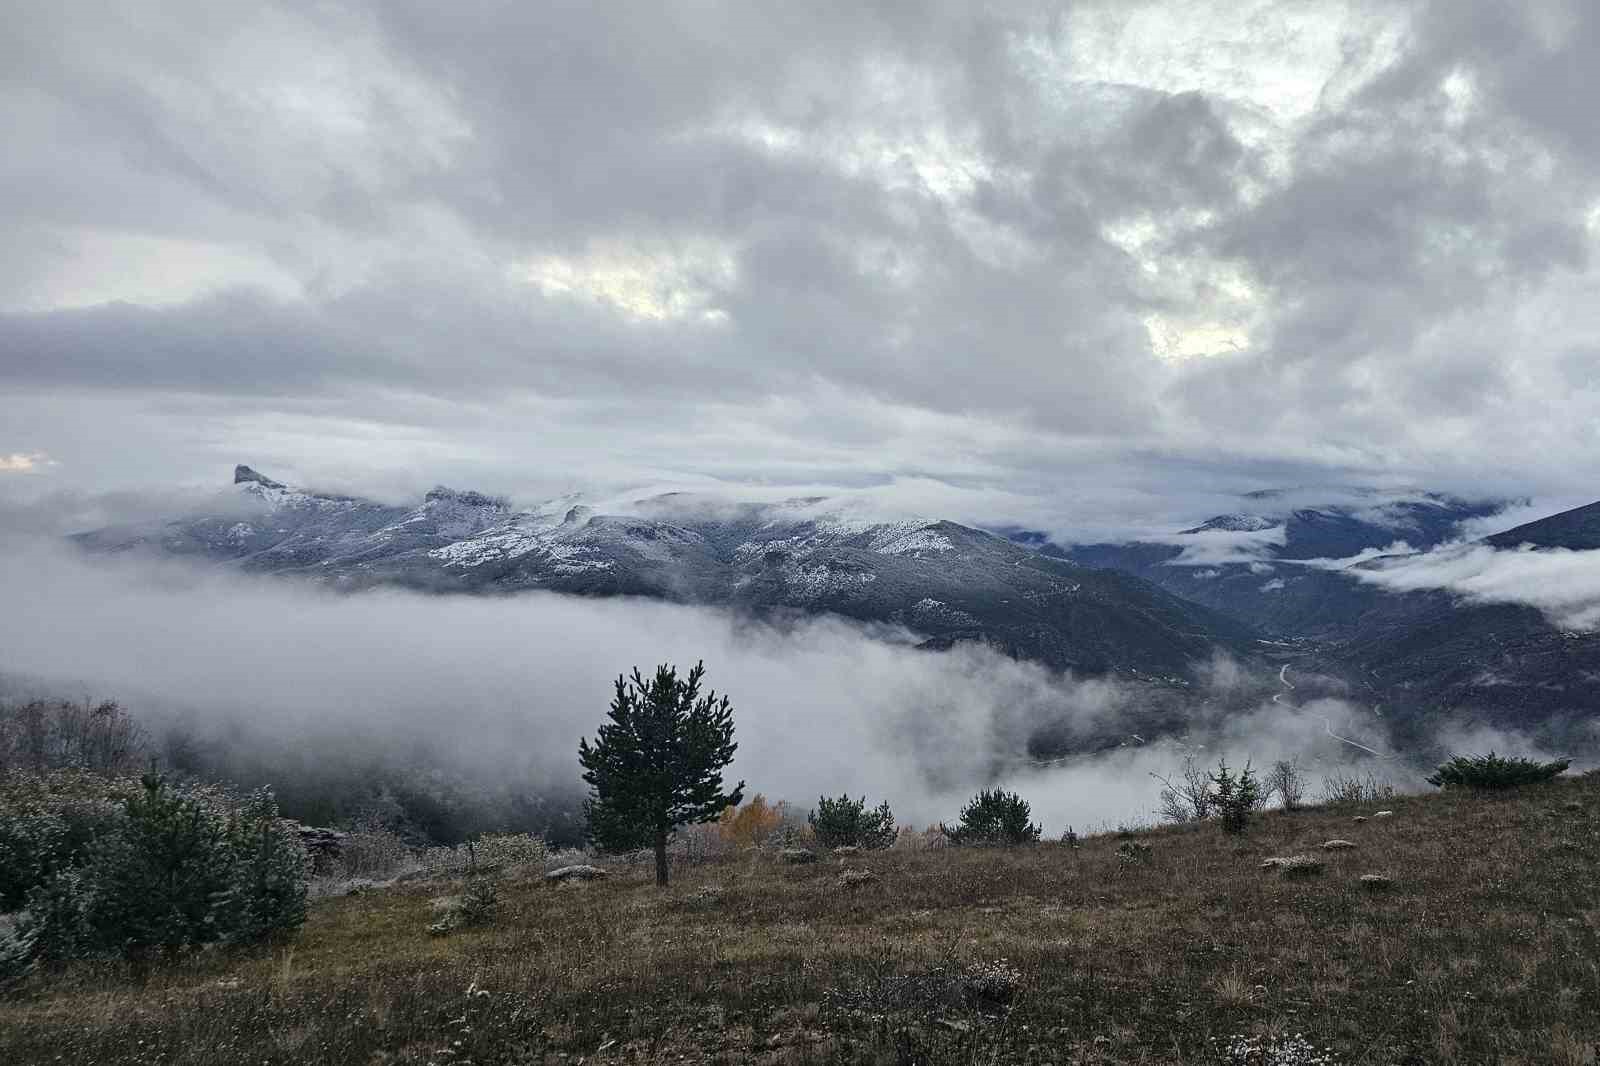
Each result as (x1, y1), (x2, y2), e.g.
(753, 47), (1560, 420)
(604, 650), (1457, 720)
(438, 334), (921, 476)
(0, 699), (147, 775)
(1318, 770), (1395, 808)
(339, 829), (416, 880)
(1267, 758), (1307, 811)
(1152, 755), (1213, 823)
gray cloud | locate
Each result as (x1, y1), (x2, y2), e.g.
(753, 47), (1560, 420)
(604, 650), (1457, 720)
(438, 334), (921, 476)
(2, 0), (1599, 532)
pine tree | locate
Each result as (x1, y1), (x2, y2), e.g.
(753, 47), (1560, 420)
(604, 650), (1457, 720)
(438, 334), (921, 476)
(943, 789), (1041, 846)
(578, 662), (744, 886)
(808, 794), (897, 850)
(1210, 759), (1262, 834)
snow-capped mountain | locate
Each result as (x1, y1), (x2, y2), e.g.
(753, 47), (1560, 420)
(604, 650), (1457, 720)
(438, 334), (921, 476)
(73, 466), (1261, 688)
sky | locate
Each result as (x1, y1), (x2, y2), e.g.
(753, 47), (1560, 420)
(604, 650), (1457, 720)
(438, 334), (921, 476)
(4, 1), (1600, 536)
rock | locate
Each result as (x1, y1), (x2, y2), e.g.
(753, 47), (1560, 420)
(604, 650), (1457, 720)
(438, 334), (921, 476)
(1265, 855), (1323, 877)
(1563, 801), (1582, 812)
(832, 845), (861, 856)
(1373, 810), (1394, 818)
(838, 867), (875, 888)
(1352, 816), (1368, 823)
(781, 847), (818, 865)
(234, 463), (287, 489)
(1322, 839), (1358, 850)
(286, 822), (348, 873)
(544, 865), (607, 883)
(1359, 874), (1395, 890)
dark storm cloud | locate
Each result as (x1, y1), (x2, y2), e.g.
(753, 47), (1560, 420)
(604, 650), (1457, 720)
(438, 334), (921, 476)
(3, 0), (1599, 526)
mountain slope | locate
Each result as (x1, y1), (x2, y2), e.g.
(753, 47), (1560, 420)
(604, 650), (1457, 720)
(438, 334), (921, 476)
(1485, 500), (1600, 551)
(1028, 491), (1507, 639)
(1331, 501), (1600, 739)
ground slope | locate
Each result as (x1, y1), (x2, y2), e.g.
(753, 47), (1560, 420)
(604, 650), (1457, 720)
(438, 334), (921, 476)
(4, 775), (1597, 1064)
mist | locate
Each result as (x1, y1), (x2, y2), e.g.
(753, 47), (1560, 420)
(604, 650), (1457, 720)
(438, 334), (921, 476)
(0, 538), (1452, 834)
(1344, 542), (1600, 631)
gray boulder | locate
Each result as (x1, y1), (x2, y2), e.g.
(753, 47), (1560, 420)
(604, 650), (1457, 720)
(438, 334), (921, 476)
(545, 865), (607, 883)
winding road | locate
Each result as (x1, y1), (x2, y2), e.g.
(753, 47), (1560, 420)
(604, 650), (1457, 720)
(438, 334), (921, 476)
(1273, 664), (1388, 758)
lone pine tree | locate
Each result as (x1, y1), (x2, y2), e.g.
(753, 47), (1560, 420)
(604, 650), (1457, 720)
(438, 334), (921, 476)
(578, 661), (744, 886)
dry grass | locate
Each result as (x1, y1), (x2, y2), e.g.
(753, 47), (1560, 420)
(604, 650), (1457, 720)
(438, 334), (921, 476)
(3, 776), (1599, 1064)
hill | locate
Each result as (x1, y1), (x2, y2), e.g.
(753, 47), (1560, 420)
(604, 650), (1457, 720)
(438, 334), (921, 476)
(4, 774), (1596, 1064)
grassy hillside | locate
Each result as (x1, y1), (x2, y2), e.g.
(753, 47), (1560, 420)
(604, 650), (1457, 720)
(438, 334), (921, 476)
(4, 776), (1598, 1065)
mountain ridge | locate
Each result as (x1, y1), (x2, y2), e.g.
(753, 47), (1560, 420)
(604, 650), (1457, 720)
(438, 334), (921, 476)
(73, 467), (1264, 698)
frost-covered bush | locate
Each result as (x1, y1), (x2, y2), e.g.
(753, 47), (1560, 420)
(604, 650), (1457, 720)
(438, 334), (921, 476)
(0, 769), (138, 910)
(473, 832), (549, 869)
(809, 794), (896, 850)
(337, 828), (416, 880)
(217, 789), (310, 945)
(19, 774), (308, 961)
(0, 914), (38, 995)
(428, 877), (498, 936)
(418, 832), (549, 876)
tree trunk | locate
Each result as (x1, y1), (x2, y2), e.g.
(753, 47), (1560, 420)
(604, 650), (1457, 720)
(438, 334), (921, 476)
(653, 830), (669, 887)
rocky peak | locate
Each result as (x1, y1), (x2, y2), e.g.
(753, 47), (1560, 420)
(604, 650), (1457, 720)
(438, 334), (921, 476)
(233, 465), (286, 490)
(424, 486), (507, 510)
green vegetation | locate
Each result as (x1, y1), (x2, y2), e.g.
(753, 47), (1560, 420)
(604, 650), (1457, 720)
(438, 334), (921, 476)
(7, 773), (307, 964)
(808, 794), (896, 850)
(1427, 751), (1572, 790)
(578, 662), (745, 886)
(1210, 759), (1262, 834)
(942, 789), (1041, 846)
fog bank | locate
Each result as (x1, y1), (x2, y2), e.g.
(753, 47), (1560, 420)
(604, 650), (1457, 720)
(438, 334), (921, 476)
(1, 540), (1425, 832)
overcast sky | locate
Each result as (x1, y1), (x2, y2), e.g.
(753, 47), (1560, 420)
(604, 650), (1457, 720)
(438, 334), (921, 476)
(4, 1), (1598, 535)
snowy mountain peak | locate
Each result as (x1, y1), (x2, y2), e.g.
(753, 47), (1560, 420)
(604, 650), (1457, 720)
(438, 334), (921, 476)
(1181, 513), (1279, 534)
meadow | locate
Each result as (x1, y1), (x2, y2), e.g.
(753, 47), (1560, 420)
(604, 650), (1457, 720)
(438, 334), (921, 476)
(3, 776), (1597, 1065)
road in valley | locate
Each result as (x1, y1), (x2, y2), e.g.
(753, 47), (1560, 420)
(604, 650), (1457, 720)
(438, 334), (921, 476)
(1273, 664), (1388, 758)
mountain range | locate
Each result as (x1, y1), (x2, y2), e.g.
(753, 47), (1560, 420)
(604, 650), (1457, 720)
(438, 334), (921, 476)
(73, 468), (1600, 752)
(75, 466), (1258, 682)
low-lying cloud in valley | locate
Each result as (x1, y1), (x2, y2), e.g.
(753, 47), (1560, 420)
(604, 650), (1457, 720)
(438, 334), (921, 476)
(1345, 543), (1600, 630)
(0, 539), (1421, 833)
